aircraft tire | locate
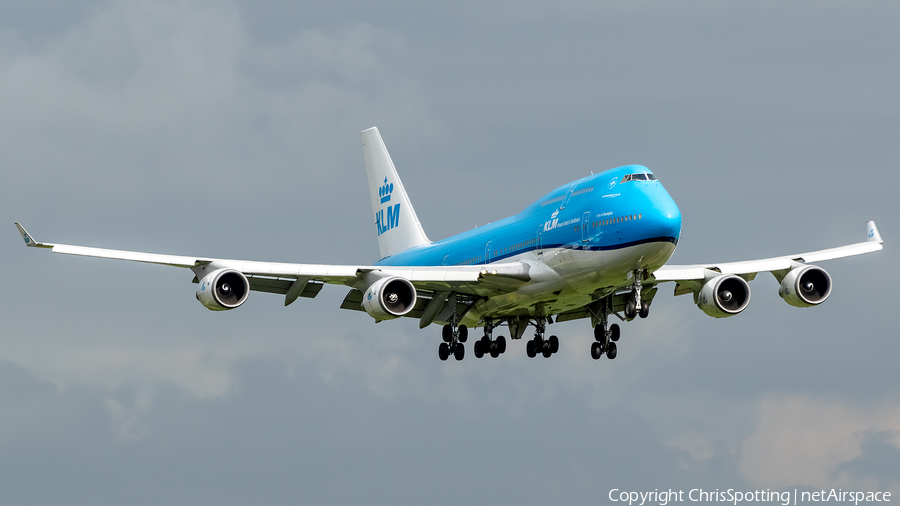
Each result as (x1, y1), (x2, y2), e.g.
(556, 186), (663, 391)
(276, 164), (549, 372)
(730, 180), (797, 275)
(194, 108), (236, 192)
(526, 340), (536, 358)
(454, 343), (465, 361)
(542, 347), (552, 358)
(610, 324), (620, 342)
(606, 342), (617, 360)
(474, 341), (484, 358)
(591, 342), (603, 360)
(442, 325), (452, 343)
(593, 325), (604, 342)
(496, 336), (507, 354)
(459, 325), (468, 343)
(624, 301), (636, 319)
(549, 335), (559, 353)
(439, 342), (450, 361)
(639, 302), (650, 319)
(490, 347), (500, 358)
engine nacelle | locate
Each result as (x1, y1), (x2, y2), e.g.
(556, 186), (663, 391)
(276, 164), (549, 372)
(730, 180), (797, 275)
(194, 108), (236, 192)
(361, 276), (417, 320)
(697, 274), (751, 318)
(779, 265), (832, 307)
(195, 268), (250, 311)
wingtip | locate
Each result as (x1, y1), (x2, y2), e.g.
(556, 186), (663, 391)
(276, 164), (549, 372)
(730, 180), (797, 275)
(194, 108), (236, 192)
(14, 222), (35, 247)
(866, 221), (883, 244)
(14, 222), (52, 248)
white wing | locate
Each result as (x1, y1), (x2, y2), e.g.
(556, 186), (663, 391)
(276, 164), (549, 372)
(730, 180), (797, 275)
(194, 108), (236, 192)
(14, 223), (531, 305)
(651, 221), (883, 292)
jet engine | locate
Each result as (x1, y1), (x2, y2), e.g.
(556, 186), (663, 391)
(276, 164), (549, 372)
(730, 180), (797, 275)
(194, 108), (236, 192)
(697, 274), (751, 318)
(778, 265), (832, 307)
(361, 276), (417, 320)
(196, 268), (250, 311)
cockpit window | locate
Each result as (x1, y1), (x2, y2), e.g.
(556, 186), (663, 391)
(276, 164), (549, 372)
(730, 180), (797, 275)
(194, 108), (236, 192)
(620, 173), (658, 183)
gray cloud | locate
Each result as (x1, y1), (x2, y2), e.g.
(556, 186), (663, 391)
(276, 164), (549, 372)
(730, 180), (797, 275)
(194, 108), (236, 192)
(1, 0), (898, 504)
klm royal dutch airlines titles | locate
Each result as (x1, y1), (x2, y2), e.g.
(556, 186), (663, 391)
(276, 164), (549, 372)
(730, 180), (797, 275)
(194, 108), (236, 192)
(376, 177), (401, 237)
(15, 127), (883, 362)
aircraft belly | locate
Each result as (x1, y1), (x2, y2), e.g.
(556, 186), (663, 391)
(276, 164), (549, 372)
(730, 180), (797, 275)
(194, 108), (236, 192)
(464, 241), (675, 325)
(555, 241), (676, 294)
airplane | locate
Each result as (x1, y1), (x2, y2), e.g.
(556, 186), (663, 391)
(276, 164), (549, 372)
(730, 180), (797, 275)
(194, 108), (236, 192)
(15, 127), (884, 362)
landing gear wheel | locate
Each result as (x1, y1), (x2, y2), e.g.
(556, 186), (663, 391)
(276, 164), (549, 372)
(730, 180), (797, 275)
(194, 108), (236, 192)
(496, 336), (506, 354)
(454, 343), (465, 361)
(542, 346), (552, 358)
(591, 342), (603, 360)
(490, 345), (500, 358)
(639, 301), (649, 319)
(610, 324), (620, 342)
(458, 325), (468, 343)
(526, 340), (536, 358)
(549, 335), (559, 354)
(534, 335), (544, 352)
(473, 341), (484, 358)
(624, 300), (636, 319)
(593, 325), (604, 342)
(442, 325), (452, 343)
(606, 342), (617, 359)
(439, 342), (450, 361)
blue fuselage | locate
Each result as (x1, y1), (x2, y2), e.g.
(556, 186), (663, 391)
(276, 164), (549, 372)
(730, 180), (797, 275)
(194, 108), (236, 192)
(376, 165), (682, 270)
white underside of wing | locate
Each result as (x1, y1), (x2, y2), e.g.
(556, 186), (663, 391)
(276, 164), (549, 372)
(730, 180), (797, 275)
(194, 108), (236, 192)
(39, 237), (526, 289)
(52, 244), (204, 268)
(653, 221), (884, 282)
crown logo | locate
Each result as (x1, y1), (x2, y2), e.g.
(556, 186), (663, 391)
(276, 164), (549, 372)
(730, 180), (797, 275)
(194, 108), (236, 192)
(379, 177), (394, 204)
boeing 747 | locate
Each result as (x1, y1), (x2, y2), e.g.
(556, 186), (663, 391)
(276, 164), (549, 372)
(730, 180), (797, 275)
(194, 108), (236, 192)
(16, 127), (884, 361)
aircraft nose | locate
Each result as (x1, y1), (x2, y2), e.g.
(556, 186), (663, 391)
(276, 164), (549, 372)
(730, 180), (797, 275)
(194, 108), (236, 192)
(651, 194), (682, 242)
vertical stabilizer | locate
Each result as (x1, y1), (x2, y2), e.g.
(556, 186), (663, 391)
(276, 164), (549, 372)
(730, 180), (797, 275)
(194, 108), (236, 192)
(361, 127), (431, 259)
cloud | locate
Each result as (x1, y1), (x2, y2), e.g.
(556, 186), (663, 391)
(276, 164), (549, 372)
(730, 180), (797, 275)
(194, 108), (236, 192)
(740, 395), (900, 492)
(0, 0), (438, 203)
(0, 0), (440, 400)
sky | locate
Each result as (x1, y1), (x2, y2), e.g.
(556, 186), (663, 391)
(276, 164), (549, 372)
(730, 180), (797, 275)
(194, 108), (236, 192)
(1, 1), (899, 504)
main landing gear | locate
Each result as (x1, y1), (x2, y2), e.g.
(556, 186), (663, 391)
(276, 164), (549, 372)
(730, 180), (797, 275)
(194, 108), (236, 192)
(526, 317), (559, 359)
(590, 296), (620, 360)
(438, 302), (468, 361)
(473, 319), (507, 359)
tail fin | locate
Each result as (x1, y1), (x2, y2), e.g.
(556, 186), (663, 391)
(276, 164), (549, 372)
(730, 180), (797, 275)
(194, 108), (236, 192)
(361, 127), (431, 259)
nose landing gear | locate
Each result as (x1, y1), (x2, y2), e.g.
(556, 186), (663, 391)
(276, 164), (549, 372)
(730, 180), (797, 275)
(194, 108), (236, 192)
(624, 269), (651, 319)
